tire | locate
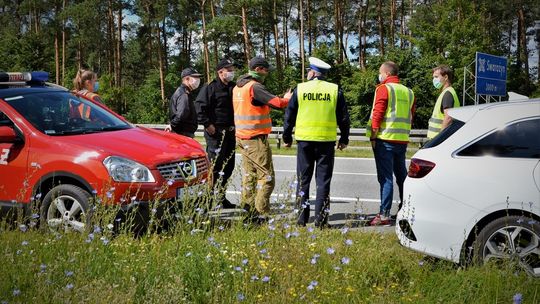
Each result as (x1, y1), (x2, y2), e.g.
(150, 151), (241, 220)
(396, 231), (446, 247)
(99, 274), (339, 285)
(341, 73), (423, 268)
(40, 184), (91, 233)
(473, 215), (540, 277)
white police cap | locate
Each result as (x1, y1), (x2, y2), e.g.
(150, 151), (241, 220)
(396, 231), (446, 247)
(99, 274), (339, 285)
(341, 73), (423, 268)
(308, 57), (331, 72)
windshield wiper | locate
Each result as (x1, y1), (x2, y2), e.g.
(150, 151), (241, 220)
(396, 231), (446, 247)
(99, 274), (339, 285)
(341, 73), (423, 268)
(99, 125), (131, 131)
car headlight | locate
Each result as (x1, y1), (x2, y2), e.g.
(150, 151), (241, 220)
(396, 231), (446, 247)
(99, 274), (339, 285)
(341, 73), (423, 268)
(103, 156), (156, 183)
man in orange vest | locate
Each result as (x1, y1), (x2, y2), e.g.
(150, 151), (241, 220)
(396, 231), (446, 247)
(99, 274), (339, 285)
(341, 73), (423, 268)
(233, 56), (292, 223)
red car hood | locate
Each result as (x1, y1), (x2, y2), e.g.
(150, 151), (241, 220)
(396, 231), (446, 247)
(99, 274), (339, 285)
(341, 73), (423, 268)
(58, 126), (206, 168)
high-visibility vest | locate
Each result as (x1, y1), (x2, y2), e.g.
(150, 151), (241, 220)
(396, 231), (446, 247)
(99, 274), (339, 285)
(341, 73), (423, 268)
(427, 86), (460, 139)
(295, 80), (338, 141)
(78, 103), (91, 119)
(366, 83), (414, 142)
(233, 80), (272, 139)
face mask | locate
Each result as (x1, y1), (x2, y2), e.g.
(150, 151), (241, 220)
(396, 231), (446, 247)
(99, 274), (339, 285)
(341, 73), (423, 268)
(433, 77), (443, 89)
(224, 71), (235, 82)
(378, 74), (385, 83)
(248, 70), (267, 83)
(93, 81), (99, 92)
(190, 78), (201, 90)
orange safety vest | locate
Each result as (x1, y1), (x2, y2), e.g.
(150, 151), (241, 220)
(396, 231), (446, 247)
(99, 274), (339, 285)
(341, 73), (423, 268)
(78, 103), (91, 119)
(232, 80), (272, 139)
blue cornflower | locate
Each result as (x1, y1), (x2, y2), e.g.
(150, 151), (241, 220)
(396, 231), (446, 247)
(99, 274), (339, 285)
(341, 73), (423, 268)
(237, 292), (245, 301)
(65, 270), (74, 277)
(326, 247), (335, 255)
(513, 293), (523, 304)
(340, 227), (349, 234)
(19, 224), (27, 232)
(13, 289), (21, 296)
(345, 239), (353, 246)
(341, 257), (350, 265)
(242, 259), (249, 265)
(262, 276), (270, 283)
(21, 241), (29, 246)
(66, 283), (74, 290)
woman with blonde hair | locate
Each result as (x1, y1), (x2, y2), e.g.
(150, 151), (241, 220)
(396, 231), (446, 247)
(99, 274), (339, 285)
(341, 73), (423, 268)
(73, 69), (103, 104)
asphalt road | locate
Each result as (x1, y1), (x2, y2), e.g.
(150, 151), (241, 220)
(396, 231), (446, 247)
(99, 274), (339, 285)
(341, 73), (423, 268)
(216, 154), (408, 229)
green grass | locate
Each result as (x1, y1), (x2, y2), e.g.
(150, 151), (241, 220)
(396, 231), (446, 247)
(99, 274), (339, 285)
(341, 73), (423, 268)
(1, 220), (537, 303)
(194, 137), (420, 159)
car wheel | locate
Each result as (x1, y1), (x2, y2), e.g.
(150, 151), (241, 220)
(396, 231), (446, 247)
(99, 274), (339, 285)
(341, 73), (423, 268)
(40, 184), (91, 233)
(474, 215), (540, 277)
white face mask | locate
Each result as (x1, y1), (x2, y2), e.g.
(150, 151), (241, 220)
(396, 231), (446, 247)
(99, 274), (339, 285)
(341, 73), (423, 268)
(224, 71), (235, 82)
(190, 77), (201, 90)
(378, 74), (385, 83)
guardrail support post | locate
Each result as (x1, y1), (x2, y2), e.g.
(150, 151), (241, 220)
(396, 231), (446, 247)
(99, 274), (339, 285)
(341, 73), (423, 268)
(276, 131), (281, 149)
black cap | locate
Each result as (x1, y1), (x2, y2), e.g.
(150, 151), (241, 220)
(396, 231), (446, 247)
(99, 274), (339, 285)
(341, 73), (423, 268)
(181, 67), (202, 78)
(216, 58), (235, 71)
(249, 56), (273, 70)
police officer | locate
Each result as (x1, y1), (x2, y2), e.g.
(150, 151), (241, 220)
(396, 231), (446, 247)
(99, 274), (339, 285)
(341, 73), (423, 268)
(195, 59), (237, 209)
(427, 65), (460, 140)
(367, 61), (415, 226)
(167, 67), (202, 138)
(283, 57), (350, 227)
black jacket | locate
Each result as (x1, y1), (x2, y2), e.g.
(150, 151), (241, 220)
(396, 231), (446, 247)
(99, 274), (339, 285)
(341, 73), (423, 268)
(169, 84), (198, 135)
(195, 78), (235, 128)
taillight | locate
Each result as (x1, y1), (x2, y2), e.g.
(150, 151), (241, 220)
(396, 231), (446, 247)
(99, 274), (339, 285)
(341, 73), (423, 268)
(408, 158), (436, 178)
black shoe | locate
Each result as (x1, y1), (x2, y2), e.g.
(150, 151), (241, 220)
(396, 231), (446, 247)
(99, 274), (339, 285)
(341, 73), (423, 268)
(221, 198), (237, 209)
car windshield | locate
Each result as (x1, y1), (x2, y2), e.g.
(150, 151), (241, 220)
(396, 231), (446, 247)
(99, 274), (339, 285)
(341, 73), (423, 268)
(422, 118), (465, 149)
(3, 91), (131, 136)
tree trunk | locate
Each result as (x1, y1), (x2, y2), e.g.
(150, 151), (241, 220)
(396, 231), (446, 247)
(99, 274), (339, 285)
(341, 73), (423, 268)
(55, 32), (59, 84)
(400, 0), (405, 49)
(389, 0), (396, 48)
(517, 7), (529, 77)
(283, 13), (289, 65)
(117, 4), (123, 87)
(377, 0), (385, 56)
(359, 0), (369, 70)
(156, 25), (166, 104)
(201, 0), (211, 82)
(241, 5), (253, 64)
(210, 0), (218, 65)
(62, 0), (66, 86)
(306, 0), (311, 55)
(272, 0), (282, 73)
(299, 0), (305, 80)
(107, 0), (115, 78)
(409, 0), (413, 50)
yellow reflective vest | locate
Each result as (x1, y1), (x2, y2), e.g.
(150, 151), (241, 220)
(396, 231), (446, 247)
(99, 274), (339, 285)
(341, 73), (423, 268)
(366, 83), (414, 142)
(427, 86), (460, 139)
(295, 80), (338, 141)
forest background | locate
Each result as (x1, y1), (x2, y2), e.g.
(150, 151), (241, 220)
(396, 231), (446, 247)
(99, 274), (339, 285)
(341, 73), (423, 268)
(1, 0), (539, 128)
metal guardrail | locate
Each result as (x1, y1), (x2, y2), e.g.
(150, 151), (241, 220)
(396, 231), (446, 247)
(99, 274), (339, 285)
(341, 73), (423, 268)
(139, 124), (428, 145)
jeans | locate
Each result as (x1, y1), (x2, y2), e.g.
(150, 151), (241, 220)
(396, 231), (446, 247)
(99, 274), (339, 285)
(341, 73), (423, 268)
(204, 127), (236, 202)
(373, 139), (407, 216)
(238, 135), (275, 214)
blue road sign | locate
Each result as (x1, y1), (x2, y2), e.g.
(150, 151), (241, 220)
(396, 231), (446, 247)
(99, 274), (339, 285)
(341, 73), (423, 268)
(475, 52), (507, 96)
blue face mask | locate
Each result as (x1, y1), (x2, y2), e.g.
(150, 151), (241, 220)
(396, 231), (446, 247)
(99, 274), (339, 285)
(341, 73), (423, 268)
(93, 81), (99, 92)
(432, 78), (442, 89)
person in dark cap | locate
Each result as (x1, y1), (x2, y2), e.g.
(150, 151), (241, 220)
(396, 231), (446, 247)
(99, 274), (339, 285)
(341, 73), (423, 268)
(195, 58), (238, 209)
(283, 57), (350, 228)
(233, 56), (292, 223)
(167, 67), (202, 138)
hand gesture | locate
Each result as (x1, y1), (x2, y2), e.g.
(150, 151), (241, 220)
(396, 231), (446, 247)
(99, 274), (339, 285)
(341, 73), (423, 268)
(283, 89), (293, 100)
(337, 143), (347, 151)
(206, 124), (216, 135)
(164, 124), (172, 132)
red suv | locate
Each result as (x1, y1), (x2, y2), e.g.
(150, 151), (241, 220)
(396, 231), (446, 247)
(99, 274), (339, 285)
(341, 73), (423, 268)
(0, 72), (208, 231)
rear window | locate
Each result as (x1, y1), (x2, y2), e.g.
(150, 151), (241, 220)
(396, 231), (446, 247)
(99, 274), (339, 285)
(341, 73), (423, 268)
(458, 118), (540, 159)
(421, 119), (465, 149)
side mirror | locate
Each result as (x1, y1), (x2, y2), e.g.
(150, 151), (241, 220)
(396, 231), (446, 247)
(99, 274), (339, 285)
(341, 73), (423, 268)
(0, 126), (18, 143)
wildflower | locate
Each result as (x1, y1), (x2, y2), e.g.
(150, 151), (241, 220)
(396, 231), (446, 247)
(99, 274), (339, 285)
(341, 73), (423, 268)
(66, 283), (74, 290)
(31, 213), (40, 219)
(326, 247), (335, 255)
(218, 225), (225, 231)
(259, 249), (267, 254)
(310, 234), (317, 240)
(237, 292), (245, 301)
(293, 209), (300, 214)
(418, 260), (424, 266)
(19, 224), (27, 232)
(262, 276), (270, 283)
(251, 275), (259, 281)
(185, 252), (192, 257)
(92, 189), (98, 195)
(266, 175), (272, 181)
(355, 207), (363, 213)
(40, 264), (47, 273)
(219, 171), (225, 176)
(307, 280), (318, 291)
(283, 223), (290, 229)
(268, 225), (276, 231)
(513, 293), (523, 304)
(257, 241), (265, 247)
(234, 266), (242, 272)
(65, 270), (74, 277)
(307, 226), (314, 233)
(340, 227), (349, 234)
(242, 259), (249, 265)
(21, 241), (28, 246)
(292, 231), (300, 237)
(341, 257), (350, 265)
(285, 233), (291, 239)
(106, 191), (113, 198)
(16, 250), (22, 255)
(106, 224), (113, 230)
(35, 193), (42, 199)
(188, 219), (194, 225)
(345, 239), (353, 246)
(298, 191), (305, 197)
(333, 266), (341, 271)
(101, 237), (110, 245)
(13, 289), (21, 296)
(93, 226), (102, 234)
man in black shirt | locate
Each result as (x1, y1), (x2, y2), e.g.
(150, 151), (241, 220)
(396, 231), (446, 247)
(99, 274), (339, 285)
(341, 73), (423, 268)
(195, 59), (237, 209)
(168, 67), (202, 138)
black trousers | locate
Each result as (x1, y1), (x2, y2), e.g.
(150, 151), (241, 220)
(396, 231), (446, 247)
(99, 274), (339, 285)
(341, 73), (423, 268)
(296, 141), (335, 225)
(204, 126), (236, 201)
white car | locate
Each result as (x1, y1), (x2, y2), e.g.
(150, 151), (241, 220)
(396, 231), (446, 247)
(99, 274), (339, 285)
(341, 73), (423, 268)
(396, 99), (540, 277)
